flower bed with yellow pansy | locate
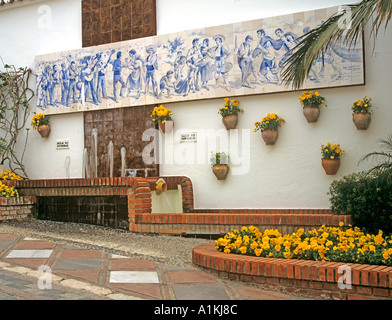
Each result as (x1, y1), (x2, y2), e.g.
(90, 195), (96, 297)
(0, 181), (19, 198)
(0, 169), (21, 197)
(215, 224), (392, 266)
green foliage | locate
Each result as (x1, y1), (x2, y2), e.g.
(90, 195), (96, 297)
(329, 169), (392, 234)
(360, 133), (392, 172)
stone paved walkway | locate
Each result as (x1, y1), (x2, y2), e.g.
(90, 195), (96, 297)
(0, 233), (318, 300)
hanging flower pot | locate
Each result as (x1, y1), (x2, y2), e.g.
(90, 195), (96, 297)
(212, 164), (229, 180)
(261, 129), (278, 145)
(299, 91), (326, 123)
(321, 158), (340, 175)
(303, 105), (321, 123)
(352, 112), (371, 130)
(351, 96), (372, 130)
(254, 113), (285, 145)
(222, 114), (238, 130)
(151, 104), (173, 133)
(321, 142), (344, 175)
(158, 118), (174, 133)
(210, 152), (229, 180)
(38, 124), (51, 138)
(31, 113), (51, 138)
(218, 98), (244, 130)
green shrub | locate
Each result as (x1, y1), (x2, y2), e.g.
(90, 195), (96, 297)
(328, 169), (392, 234)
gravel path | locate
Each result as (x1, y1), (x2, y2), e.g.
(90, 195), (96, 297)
(0, 220), (211, 269)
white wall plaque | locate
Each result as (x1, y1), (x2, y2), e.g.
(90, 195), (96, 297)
(56, 139), (70, 150)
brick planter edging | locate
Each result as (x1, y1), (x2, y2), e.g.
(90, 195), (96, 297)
(192, 242), (392, 300)
(0, 196), (37, 223)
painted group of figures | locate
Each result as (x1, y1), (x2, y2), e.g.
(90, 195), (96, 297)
(36, 26), (342, 109)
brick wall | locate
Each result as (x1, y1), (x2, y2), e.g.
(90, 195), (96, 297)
(82, 0), (157, 47)
(0, 196), (37, 223)
(193, 242), (392, 300)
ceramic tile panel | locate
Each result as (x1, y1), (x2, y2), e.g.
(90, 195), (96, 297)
(35, 6), (364, 115)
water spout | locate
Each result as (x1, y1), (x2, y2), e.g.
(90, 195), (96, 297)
(155, 178), (167, 195)
(91, 128), (98, 178)
(108, 141), (114, 178)
(120, 147), (126, 177)
(65, 156), (71, 179)
(83, 148), (90, 178)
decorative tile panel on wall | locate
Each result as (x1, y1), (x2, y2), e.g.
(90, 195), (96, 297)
(82, 0), (157, 47)
(35, 6), (364, 115)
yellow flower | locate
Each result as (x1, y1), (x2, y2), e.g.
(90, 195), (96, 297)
(239, 246), (247, 254)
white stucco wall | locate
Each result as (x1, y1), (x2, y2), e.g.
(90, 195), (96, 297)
(0, 0), (83, 179)
(1, 0), (391, 210)
(156, 0), (392, 209)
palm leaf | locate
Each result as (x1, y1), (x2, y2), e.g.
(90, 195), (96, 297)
(281, 0), (392, 89)
(359, 133), (392, 172)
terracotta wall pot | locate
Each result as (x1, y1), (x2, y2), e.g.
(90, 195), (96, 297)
(321, 158), (340, 175)
(212, 164), (229, 180)
(222, 114), (238, 130)
(353, 112), (371, 130)
(159, 119), (174, 133)
(303, 105), (320, 123)
(38, 124), (51, 138)
(261, 129), (278, 145)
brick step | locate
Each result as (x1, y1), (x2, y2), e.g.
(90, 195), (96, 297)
(130, 213), (352, 236)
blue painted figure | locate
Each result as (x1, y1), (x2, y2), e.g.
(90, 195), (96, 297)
(174, 55), (188, 96)
(126, 49), (144, 99)
(110, 51), (126, 103)
(260, 39), (280, 83)
(213, 34), (232, 91)
(60, 63), (69, 106)
(96, 50), (115, 102)
(81, 56), (98, 105)
(48, 64), (60, 106)
(187, 38), (202, 91)
(197, 44), (213, 90)
(145, 45), (159, 98)
(237, 35), (254, 88)
(67, 61), (78, 106)
(159, 70), (175, 98)
(37, 65), (51, 109)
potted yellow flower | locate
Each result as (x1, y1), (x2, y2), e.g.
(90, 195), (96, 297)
(218, 98), (244, 130)
(210, 151), (229, 180)
(151, 105), (173, 133)
(31, 112), (51, 138)
(299, 91), (326, 123)
(254, 113), (285, 145)
(321, 142), (344, 175)
(352, 96), (372, 130)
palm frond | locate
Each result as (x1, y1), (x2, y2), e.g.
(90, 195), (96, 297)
(281, 0), (392, 89)
(359, 133), (392, 173)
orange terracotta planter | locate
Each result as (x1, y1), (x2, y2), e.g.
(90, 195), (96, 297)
(321, 158), (340, 175)
(38, 124), (51, 138)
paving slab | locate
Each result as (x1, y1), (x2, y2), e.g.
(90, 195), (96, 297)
(172, 285), (231, 300)
(52, 258), (103, 270)
(109, 271), (160, 284)
(5, 250), (53, 259)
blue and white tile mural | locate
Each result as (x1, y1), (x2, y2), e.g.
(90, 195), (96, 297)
(35, 6), (364, 115)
